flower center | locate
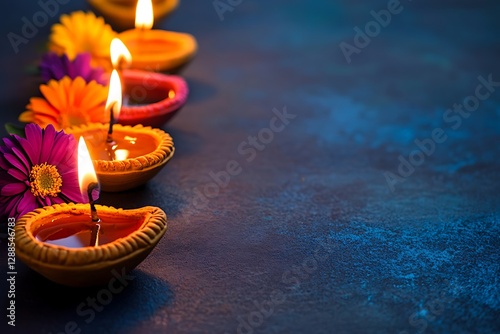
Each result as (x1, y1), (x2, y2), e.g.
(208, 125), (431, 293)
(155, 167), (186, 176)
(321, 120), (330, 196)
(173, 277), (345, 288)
(59, 107), (90, 129)
(30, 163), (63, 198)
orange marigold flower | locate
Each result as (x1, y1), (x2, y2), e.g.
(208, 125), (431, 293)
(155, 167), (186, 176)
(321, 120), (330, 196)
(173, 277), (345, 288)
(19, 76), (109, 130)
(48, 11), (116, 69)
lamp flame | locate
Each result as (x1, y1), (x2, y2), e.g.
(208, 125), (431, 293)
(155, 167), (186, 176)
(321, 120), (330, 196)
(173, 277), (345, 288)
(110, 38), (132, 69)
(78, 137), (99, 203)
(105, 70), (122, 121)
(135, 0), (154, 30)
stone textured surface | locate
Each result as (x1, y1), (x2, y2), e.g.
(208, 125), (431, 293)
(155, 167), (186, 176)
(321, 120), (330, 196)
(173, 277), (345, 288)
(1, 1), (499, 333)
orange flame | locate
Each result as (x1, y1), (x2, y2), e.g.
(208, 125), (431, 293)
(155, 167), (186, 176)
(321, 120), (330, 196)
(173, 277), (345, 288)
(78, 137), (98, 201)
(135, 0), (154, 30)
(105, 69), (122, 121)
(110, 38), (132, 69)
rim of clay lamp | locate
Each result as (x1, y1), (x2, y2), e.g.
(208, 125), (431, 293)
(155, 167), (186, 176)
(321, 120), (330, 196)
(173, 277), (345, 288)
(119, 70), (188, 127)
(15, 203), (167, 268)
(118, 30), (197, 72)
(66, 123), (174, 191)
(88, 0), (179, 30)
(67, 123), (174, 174)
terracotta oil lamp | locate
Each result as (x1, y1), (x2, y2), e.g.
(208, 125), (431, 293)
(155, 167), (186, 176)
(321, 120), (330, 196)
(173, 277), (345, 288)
(118, 0), (197, 73)
(66, 70), (175, 192)
(15, 138), (168, 287)
(88, 0), (179, 30)
(110, 38), (188, 127)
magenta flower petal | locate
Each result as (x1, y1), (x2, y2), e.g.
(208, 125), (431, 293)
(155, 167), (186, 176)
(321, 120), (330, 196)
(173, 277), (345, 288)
(4, 153), (29, 175)
(24, 124), (43, 162)
(1, 136), (15, 148)
(40, 53), (65, 81)
(59, 168), (79, 179)
(0, 156), (10, 170)
(8, 168), (27, 181)
(40, 124), (56, 162)
(1, 138), (19, 158)
(17, 191), (37, 218)
(0, 124), (84, 221)
(25, 123), (43, 143)
(60, 177), (83, 203)
(65, 187), (82, 202)
(40, 52), (106, 85)
(2, 196), (22, 218)
(18, 136), (39, 166)
(1, 183), (26, 196)
(51, 197), (64, 204)
(56, 148), (77, 172)
(40, 196), (53, 207)
(11, 147), (31, 172)
(52, 66), (66, 80)
(47, 134), (70, 166)
(72, 53), (90, 75)
(62, 54), (75, 78)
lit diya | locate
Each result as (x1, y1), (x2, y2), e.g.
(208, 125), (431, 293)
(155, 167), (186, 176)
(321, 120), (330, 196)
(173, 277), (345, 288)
(118, 0), (197, 72)
(15, 138), (167, 287)
(66, 70), (175, 192)
(88, 0), (179, 30)
(110, 38), (188, 127)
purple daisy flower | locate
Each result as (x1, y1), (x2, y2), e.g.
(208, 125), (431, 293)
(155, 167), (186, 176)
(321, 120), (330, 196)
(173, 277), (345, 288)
(40, 52), (106, 85)
(0, 124), (83, 220)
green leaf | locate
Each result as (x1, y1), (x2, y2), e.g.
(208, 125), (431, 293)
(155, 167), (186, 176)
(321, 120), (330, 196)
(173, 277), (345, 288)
(5, 123), (25, 138)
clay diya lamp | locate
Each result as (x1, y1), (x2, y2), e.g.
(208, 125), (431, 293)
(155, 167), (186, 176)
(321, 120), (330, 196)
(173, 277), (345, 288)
(118, 0), (197, 72)
(14, 139), (168, 287)
(67, 70), (175, 192)
(66, 123), (174, 192)
(120, 69), (188, 127)
(15, 203), (167, 287)
(110, 38), (188, 127)
(88, 0), (178, 31)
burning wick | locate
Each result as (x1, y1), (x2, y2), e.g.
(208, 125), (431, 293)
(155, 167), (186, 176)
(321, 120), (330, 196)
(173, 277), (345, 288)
(107, 101), (117, 144)
(105, 69), (122, 155)
(106, 113), (117, 161)
(88, 182), (100, 222)
(88, 181), (101, 247)
(106, 103), (117, 161)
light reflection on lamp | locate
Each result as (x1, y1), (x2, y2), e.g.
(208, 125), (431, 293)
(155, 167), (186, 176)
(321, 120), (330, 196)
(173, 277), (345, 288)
(124, 135), (137, 144)
(114, 149), (129, 161)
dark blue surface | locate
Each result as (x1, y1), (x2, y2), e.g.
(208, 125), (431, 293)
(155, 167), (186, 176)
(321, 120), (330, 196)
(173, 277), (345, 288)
(1, 1), (499, 333)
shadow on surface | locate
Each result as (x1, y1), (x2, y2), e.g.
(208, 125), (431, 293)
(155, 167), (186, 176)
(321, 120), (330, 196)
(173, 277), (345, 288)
(184, 77), (217, 104)
(14, 268), (173, 333)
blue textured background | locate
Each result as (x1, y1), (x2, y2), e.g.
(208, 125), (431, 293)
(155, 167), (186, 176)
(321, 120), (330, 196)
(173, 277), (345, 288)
(1, 0), (499, 333)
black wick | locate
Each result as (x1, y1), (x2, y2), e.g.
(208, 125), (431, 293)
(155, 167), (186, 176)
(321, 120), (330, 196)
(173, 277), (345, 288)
(88, 182), (101, 247)
(107, 101), (116, 144)
(106, 101), (117, 161)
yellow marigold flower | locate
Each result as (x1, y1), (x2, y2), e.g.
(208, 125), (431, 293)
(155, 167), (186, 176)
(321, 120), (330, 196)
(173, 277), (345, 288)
(48, 11), (116, 69)
(20, 76), (109, 130)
